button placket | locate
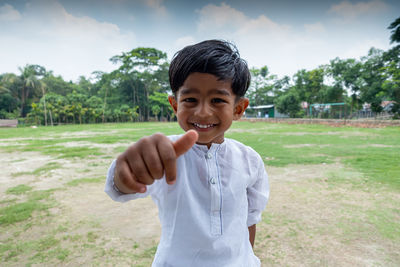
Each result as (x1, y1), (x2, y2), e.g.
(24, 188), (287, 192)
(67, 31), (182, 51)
(206, 147), (222, 236)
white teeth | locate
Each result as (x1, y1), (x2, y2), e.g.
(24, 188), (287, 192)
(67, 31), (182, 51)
(194, 123), (213, 128)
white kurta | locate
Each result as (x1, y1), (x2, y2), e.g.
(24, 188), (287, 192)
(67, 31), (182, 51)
(105, 136), (269, 267)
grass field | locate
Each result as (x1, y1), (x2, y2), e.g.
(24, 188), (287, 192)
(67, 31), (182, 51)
(0, 121), (399, 266)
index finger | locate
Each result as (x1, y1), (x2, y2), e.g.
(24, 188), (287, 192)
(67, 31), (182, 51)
(173, 130), (198, 157)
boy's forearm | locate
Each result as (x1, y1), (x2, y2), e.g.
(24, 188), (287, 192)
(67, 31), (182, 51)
(248, 224), (256, 247)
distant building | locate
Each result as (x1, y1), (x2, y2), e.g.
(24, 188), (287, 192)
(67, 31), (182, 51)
(301, 102), (308, 109)
(244, 105), (289, 118)
(381, 101), (395, 112)
(363, 101), (396, 112)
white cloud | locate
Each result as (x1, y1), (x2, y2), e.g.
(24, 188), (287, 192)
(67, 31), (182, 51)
(195, 3), (302, 76)
(340, 38), (387, 59)
(174, 36), (196, 49)
(329, 0), (388, 19)
(197, 3), (247, 32)
(237, 15), (291, 38)
(144, 0), (167, 16)
(0, 3), (21, 21)
(0, 0), (136, 81)
(304, 22), (326, 34)
(193, 2), (390, 78)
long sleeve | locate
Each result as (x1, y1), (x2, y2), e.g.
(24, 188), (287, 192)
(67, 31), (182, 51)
(246, 157), (269, 227)
(104, 159), (157, 202)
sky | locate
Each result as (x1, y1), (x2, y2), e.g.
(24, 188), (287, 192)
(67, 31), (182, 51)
(0, 0), (399, 82)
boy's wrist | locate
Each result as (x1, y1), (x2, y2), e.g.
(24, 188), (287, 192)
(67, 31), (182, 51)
(112, 168), (124, 194)
(112, 177), (123, 194)
(113, 168), (137, 194)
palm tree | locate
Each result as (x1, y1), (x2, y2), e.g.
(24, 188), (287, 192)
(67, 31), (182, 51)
(0, 82), (10, 94)
(388, 17), (400, 45)
(40, 81), (48, 126)
(1, 65), (45, 117)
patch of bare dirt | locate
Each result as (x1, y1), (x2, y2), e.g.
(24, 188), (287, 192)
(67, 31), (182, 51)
(266, 162), (339, 182)
(0, 151), (114, 194)
(367, 144), (398, 148)
(58, 130), (119, 138)
(0, 152), (53, 195)
(54, 184), (161, 245)
(259, 163), (399, 266)
(283, 144), (332, 148)
(61, 141), (129, 149)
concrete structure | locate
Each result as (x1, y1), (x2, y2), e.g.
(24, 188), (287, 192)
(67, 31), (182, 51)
(0, 119), (18, 127)
(244, 105), (288, 118)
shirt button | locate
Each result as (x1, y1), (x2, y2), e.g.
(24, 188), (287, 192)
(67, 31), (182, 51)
(206, 153), (212, 159)
(210, 177), (216, 184)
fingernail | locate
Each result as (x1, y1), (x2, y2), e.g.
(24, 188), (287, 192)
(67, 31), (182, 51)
(139, 187), (146, 193)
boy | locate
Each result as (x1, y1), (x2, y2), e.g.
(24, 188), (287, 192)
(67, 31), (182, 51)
(105, 40), (269, 266)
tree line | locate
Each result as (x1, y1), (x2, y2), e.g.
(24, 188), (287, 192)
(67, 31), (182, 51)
(0, 17), (399, 125)
(247, 17), (400, 118)
(0, 48), (174, 125)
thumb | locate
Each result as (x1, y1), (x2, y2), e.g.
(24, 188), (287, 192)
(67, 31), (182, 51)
(173, 130), (198, 157)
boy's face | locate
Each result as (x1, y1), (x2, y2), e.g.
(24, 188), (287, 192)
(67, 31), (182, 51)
(168, 72), (249, 148)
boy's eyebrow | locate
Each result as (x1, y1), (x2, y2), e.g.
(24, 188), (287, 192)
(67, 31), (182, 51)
(179, 88), (199, 95)
(180, 88), (232, 96)
(210, 88), (232, 96)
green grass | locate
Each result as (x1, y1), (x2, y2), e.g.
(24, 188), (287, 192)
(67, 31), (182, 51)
(366, 208), (400, 240)
(87, 232), (99, 243)
(0, 201), (49, 226)
(0, 189), (56, 226)
(227, 122), (400, 189)
(32, 162), (61, 176)
(66, 176), (104, 187)
(0, 235), (70, 264)
(12, 162), (62, 177)
(137, 245), (158, 259)
(6, 184), (33, 195)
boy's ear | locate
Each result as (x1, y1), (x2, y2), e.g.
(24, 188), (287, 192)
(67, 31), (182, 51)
(168, 95), (178, 114)
(233, 97), (249, 120)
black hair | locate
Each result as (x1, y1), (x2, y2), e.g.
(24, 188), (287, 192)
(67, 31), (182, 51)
(169, 39), (251, 98)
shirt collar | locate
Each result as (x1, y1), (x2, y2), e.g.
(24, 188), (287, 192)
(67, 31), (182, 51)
(192, 139), (226, 154)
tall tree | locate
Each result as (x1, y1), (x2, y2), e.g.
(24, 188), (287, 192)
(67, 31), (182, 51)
(110, 48), (168, 121)
(42, 73), (75, 96)
(1, 64), (46, 117)
(388, 17), (400, 45)
(327, 58), (362, 112)
(272, 76), (291, 98)
(246, 66), (277, 106)
(149, 91), (174, 121)
(275, 90), (301, 117)
(292, 68), (327, 105)
(359, 48), (386, 113)
(382, 17), (400, 117)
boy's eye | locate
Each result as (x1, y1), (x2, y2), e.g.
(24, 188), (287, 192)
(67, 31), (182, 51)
(182, 98), (196, 103)
(211, 98), (226, 104)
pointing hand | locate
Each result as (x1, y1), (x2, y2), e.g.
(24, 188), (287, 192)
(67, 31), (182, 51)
(114, 130), (198, 193)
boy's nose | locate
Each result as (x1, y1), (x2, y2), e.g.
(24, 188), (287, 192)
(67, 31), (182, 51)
(194, 102), (213, 117)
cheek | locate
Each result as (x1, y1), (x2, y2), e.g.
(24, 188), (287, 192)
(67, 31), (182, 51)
(176, 109), (190, 124)
(176, 109), (186, 117)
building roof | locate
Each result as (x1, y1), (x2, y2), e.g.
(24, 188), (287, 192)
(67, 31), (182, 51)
(247, 105), (274, 109)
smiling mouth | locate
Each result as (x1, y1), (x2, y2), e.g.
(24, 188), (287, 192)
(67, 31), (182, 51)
(192, 123), (216, 129)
